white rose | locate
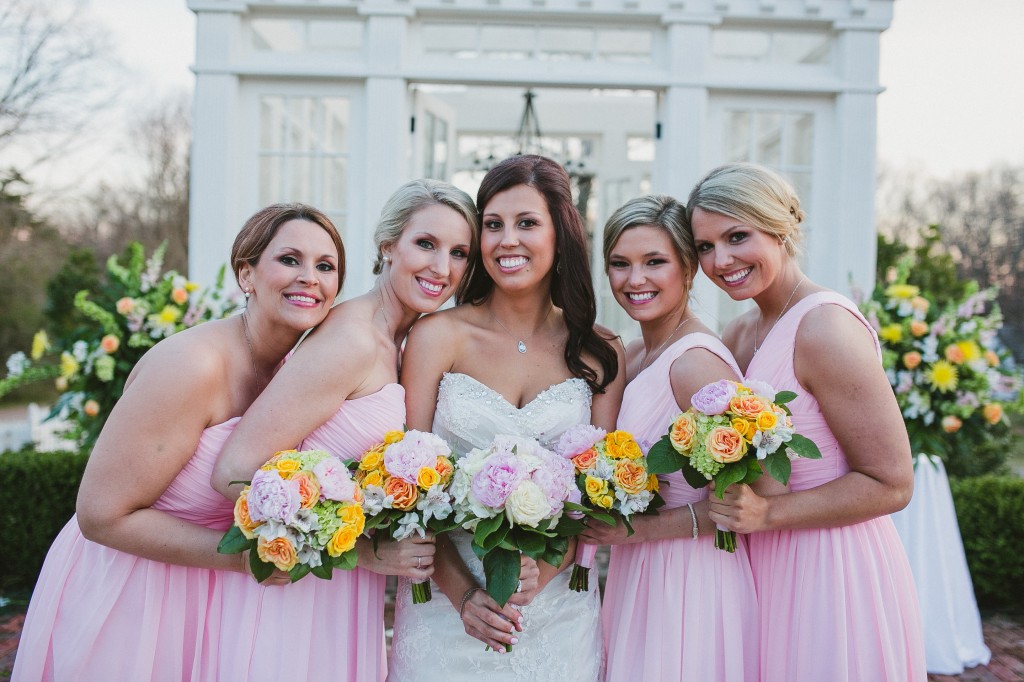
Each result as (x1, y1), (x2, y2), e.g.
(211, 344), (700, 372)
(504, 480), (550, 527)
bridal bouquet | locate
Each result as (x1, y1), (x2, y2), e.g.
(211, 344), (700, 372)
(218, 449), (364, 582)
(647, 380), (822, 552)
(451, 435), (581, 621)
(353, 429), (457, 603)
(553, 425), (662, 591)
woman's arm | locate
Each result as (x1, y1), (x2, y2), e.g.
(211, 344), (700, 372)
(75, 336), (245, 572)
(710, 304), (914, 533)
(210, 312), (374, 499)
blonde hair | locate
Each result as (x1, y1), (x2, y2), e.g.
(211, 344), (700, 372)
(372, 179), (479, 275)
(603, 194), (696, 280)
(686, 163), (804, 256)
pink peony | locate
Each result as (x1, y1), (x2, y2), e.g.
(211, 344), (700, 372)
(553, 424), (607, 459)
(247, 469), (302, 523)
(743, 379), (777, 400)
(313, 457), (358, 502)
(691, 380), (740, 415)
(472, 452), (527, 509)
(384, 431), (448, 484)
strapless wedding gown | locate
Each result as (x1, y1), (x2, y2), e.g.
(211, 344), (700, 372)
(387, 372), (604, 681)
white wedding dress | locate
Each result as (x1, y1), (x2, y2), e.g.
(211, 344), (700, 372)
(387, 372), (605, 681)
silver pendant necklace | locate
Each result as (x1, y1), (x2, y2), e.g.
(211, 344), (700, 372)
(490, 307), (553, 354)
(241, 312), (264, 393)
(753, 276), (806, 355)
(639, 315), (695, 372)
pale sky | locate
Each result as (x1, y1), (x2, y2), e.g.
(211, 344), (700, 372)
(37, 0), (1024, 192)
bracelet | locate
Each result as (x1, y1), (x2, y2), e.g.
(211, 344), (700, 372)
(459, 587), (484, 618)
(686, 503), (699, 540)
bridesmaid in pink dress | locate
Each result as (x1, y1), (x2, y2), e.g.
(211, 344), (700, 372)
(582, 195), (758, 681)
(211, 179), (478, 682)
(13, 204), (344, 681)
(688, 162), (926, 681)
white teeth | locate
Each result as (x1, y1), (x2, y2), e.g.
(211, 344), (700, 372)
(723, 268), (751, 283)
(419, 279), (442, 293)
(627, 292), (655, 302)
(498, 256), (528, 268)
(286, 295), (317, 304)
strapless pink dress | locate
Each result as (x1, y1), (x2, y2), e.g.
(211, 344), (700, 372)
(602, 333), (759, 681)
(745, 292), (926, 681)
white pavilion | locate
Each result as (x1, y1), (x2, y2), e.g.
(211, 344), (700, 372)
(186, 0), (893, 334)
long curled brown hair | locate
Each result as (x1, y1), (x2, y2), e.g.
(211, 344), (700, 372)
(458, 155), (618, 393)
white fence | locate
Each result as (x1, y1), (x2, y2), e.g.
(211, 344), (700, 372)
(0, 403), (76, 452)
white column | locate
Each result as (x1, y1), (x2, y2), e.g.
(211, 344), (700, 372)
(188, 8), (241, 287)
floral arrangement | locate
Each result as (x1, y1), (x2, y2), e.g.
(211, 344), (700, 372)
(553, 425), (662, 591)
(218, 449), (364, 582)
(451, 435), (581, 625)
(353, 429), (457, 603)
(0, 241), (239, 448)
(858, 261), (1020, 463)
(647, 379), (822, 552)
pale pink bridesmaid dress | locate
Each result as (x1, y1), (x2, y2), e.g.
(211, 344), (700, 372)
(745, 291), (926, 681)
(602, 333), (759, 681)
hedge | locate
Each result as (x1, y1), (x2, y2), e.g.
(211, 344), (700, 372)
(949, 475), (1024, 611)
(0, 447), (89, 592)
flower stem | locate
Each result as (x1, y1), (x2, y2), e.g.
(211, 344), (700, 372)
(568, 563), (590, 592)
(411, 579), (432, 604)
(715, 529), (737, 553)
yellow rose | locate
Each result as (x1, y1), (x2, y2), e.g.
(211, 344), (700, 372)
(612, 459), (648, 495)
(669, 413), (697, 454)
(233, 490), (262, 539)
(621, 439), (643, 460)
(755, 411), (777, 431)
(359, 447), (384, 471)
(705, 426), (747, 464)
(584, 476), (609, 500)
(941, 415), (962, 433)
(274, 458), (301, 478)
(730, 417), (753, 441)
(383, 476), (418, 510)
(384, 430), (405, 445)
(909, 320), (929, 337)
(595, 494), (615, 509)
(982, 404), (1004, 425)
(83, 399), (100, 417)
(328, 525), (359, 557)
(903, 351), (922, 370)
(603, 430), (633, 459)
(257, 535), (298, 571)
(292, 471), (321, 509)
(417, 466), (441, 490)
(646, 474), (660, 492)
(171, 287), (189, 305)
(31, 330), (50, 360)
(338, 504), (366, 536)
(362, 470), (384, 488)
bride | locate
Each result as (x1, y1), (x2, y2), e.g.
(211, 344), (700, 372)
(389, 155), (624, 681)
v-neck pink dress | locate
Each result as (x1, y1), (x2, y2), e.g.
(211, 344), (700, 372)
(602, 333), (759, 681)
(744, 292), (926, 681)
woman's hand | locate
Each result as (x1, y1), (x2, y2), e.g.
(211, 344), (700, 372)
(459, 588), (525, 651)
(240, 549), (292, 586)
(708, 483), (772, 534)
(506, 554), (542, 606)
(579, 515), (643, 546)
(357, 534), (436, 580)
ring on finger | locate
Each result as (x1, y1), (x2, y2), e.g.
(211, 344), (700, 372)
(516, 580), (523, 593)
(416, 556), (422, 569)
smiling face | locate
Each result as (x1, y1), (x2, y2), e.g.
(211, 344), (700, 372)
(480, 184), (557, 294)
(606, 224), (691, 323)
(239, 218), (341, 331)
(381, 203), (473, 313)
(690, 206), (788, 301)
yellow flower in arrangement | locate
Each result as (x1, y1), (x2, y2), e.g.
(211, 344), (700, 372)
(31, 331), (50, 360)
(730, 417), (754, 441)
(879, 324), (904, 344)
(926, 360), (959, 393)
(595, 493), (615, 509)
(359, 446), (385, 471)
(955, 340), (981, 363)
(362, 469), (384, 487)
(645, 474), (660, 492)
(59, 352), (79, 379)
(416, 466), (441, 490)
(584, 475), (609, 499)
(756, 411), (778, 431)
(885, 283), (920, 299)
(384, 430), (405, 444)
(157, 305), (181, 324)
(185, 280), (200, 292)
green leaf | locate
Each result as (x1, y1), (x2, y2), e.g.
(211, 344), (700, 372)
(741, 455), (764, 485)
(774, 390), (797, 405)
(786, 434), (823, 460)
(217, 525), (250, 554)
(483, 548), (521, 607)
(680, 455), (711, 491)
(646, 436), (683, 474)
(481, 522), (511, 552)
(336, 549), (359, 570)
(587, 510), (616, 526)
(473, 514), (506, 547)
(249, 550), (274, 583)
(622, 515), (635, 537)
(311, 563), (333, 580)
(712, 462), (748, 499)
(540, 536), (569, 568)
(553, 515), (585, 537)
(289, 563), (311, 582)
(514, 529), (546, 558)
(762, 451), (792, 485)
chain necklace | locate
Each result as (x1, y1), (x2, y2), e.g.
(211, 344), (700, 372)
(639, 315), (695, 372)
(490, 306), (553, 354)
(241, 311), (264, 394)
(753, 276), (806, 355)
(376, 288), (394, 341)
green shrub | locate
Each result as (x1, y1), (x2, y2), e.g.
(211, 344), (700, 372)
(950, 475), (1024, 611)
(0, 447), (89, 592)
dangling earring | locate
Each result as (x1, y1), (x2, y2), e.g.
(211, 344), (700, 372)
(556, 259), (562, 275)
(244, 289), (251, 305)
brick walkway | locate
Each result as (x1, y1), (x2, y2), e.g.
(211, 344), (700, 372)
(3, 606), (1022, 681)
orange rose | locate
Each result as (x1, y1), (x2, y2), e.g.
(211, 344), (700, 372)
(83, 399), (100, 417)
(944, 345), (966, 365)
(233, 490), (262, 539)
(435, 456), (454, 483)
(571, 447), (599, 472)
(383, 476), (418, 510)
(670, 413), (697, 454)
(941, 415), (963, 433)
(416, 466), (441, 490)
(903, 351), (922, 370)
(292, 471), (321, 509)
(100, 334), (120, 354)
(705, 426), (747, 463)
(909, 320), (929, 337)
(982, 404), (1004, 425)
(612, 459), (648, 495)
(257, 535), (297, 572)
(327, 525), (359, 557)
(171, 287), (189, 305)
(728, 394), (771, 420)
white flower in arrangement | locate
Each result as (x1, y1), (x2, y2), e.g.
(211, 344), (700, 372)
(362, 486), (387, 517)
(72, 340), (89, 363)
(393, 513), (426, 541)
(6, 352), (27, 377)
(417, 485), (453, 524)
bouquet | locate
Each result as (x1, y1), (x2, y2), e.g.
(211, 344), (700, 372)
(451, 435), (581, 646)
(218, 449), (364, 582)
(858, 261), (1020, 466)
(647, 380), (822, 552)
(353, 429), (457, 603)
(553, 425), (662, 591)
